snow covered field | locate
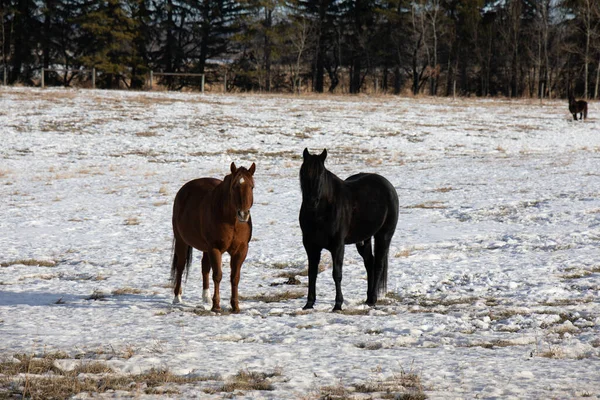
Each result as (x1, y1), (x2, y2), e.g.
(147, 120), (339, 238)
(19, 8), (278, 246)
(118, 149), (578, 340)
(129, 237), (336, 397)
(1, 87), (599, 399)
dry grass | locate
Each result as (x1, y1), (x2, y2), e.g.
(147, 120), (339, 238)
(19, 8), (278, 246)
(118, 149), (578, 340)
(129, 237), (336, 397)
(124, 217), (140, 226)
(352, 368), (426, 399)
(405, 201), (446, 209)
(86, 290), (109, 301)
(462, 339), (522, 349)
(135, 131), (159, 137)
(241, 290), (305, 303)
(111, 287), (143, 296)
(319, 381), (351, 399)
(0, 354), (215, 399)
(338, 308), (372, 316)
(538, 346), (565, 359)
(355, 342), (383, 350)
(0, 259), (56, 268)
(217, 369), (280, 392)
(395, 249), (411, 258)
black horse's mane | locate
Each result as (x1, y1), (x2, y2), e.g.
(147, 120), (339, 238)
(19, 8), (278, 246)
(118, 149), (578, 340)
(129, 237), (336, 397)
(300, 160), (339, 208)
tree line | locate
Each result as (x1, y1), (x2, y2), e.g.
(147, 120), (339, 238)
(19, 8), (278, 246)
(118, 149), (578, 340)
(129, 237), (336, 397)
(2, 0), (599, 98)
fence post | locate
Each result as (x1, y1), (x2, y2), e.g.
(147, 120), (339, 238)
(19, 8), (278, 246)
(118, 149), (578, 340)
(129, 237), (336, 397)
(224, 71), (227, 93)
(453, 80), (457, 100)
(92, 68), (96, 89)
(201, 74), (205, 93)
(149, 71), (153, 90)
(3, 66), (6, 86)
(540, 83), (544, 104)
(41, 68), (45, 88)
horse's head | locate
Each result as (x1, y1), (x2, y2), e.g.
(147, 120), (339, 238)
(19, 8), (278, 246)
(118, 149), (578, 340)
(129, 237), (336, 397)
(228, 162), (256, 223)
(300, 148), (328, 206)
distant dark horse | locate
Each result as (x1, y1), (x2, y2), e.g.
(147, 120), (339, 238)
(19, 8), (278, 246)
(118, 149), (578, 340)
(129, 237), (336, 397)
(171, 162), (256, 313)
(569, 94), (588, 121)
(299, 148), (399, 311)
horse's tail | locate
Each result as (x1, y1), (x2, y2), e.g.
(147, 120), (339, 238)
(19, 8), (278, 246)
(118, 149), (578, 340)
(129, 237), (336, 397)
(170, 239), (193, 283)
(377, 248), (389, 298)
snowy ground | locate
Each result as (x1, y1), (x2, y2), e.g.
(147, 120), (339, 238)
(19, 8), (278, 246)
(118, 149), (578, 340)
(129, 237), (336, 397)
(0, 87), (599, 399)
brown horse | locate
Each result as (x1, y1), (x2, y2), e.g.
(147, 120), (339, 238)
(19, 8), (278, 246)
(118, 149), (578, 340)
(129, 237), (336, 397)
(170, 162), (256, 313)
(569, 94), (588, 120)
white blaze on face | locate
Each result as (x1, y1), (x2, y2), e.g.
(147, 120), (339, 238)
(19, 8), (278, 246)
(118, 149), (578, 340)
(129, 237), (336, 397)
(240, 177), (245, 185)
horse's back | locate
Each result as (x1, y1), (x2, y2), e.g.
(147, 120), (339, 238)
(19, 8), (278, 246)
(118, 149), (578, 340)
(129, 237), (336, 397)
(344, 173), (399, 242)
(174, 178), (221, 210)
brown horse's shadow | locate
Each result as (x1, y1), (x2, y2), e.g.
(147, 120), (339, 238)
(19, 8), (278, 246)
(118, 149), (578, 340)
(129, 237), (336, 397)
(0, 290), (87, 306)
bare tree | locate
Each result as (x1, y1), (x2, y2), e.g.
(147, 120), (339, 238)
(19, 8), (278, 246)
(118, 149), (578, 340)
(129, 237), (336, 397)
(288, 16), (313, 92)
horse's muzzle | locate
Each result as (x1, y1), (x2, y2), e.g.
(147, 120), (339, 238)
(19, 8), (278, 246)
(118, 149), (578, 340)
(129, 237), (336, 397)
(237, 210), (250, 223)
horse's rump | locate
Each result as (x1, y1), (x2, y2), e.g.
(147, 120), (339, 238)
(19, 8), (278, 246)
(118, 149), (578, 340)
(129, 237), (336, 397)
(343, 173), (399, 244)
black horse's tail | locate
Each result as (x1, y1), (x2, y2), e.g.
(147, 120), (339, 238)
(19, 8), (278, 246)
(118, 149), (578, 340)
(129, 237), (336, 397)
(170, 239), (193, 283)
(377, 252), (389, 297)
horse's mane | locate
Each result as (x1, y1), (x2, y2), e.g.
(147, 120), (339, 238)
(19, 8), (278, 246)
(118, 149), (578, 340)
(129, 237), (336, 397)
(300, 163), (337, 207)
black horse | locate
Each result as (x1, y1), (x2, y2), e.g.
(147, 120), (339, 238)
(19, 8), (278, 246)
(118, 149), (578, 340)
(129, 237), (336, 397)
(569, 94), (588, 121)
(299, 148), (399, 311)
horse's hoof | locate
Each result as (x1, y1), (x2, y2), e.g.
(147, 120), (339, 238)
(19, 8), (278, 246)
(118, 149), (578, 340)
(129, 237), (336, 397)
(211, 308), (222, 313)
(302, 303), (314, 310)
(231, 307), (240, 314)
(173, 295), (182, 304)
(332, 305), (343, 312)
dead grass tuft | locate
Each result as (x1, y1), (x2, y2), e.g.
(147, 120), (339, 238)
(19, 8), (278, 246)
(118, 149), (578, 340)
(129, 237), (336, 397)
(539, 346), (565, 359)
(0, 358), (215, 399)
(87, 290), (109, 301)
(395, 249), (411, 258)
(241, 290), (305, 303)
(406, 201), (446, 209)
(219, 369), (280, 392)
(355, 342), (383, 350)
(353, 368), (426, 399)
(319, 381), (351, 399)
(125, 217), (140, 226)
(135, 131), (159, 137)
(338, 308), (371, 316)
(1, 259), (56, 268)
(111, 287), (143, 296)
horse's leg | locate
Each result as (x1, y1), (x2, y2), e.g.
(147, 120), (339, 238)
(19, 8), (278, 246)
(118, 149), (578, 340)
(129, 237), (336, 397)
(172, 238), (190, 304)
(201, 253), (211, 304)
(206, 249), (223, 312)
(303, 243), (322, 310)
(331, 243), (345, 311)
(372, 234), (393, 305)
(356, 238), (375, 305)
(573, 113), (577, 121)
(229, 245), (248, 313)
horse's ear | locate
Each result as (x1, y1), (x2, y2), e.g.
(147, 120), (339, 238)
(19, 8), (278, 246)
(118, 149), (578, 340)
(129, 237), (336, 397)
(230, 162), (237, 174)
(319, 149), (327, 162)
(303, 148), (309, 159)
(248, 162), (256, 176)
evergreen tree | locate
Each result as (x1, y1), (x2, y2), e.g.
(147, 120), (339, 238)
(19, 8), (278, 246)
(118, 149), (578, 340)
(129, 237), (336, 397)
(78, 0), (138, 88)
